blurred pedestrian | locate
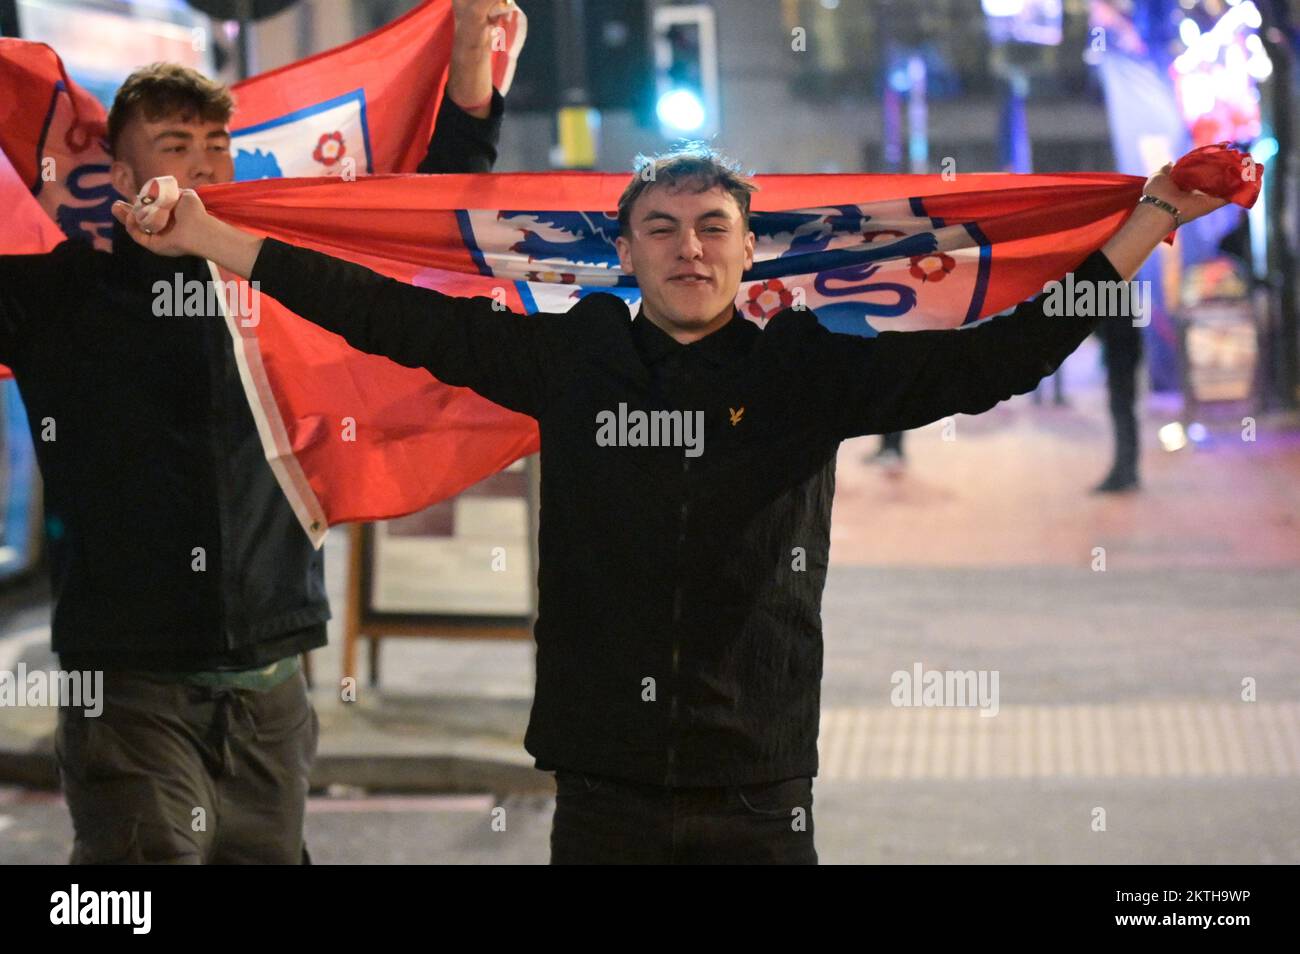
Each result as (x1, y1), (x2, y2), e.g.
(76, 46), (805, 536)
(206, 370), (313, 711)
(0, 0), (515, 863)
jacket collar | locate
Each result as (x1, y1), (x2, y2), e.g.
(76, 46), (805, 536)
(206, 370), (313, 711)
(630, 305), (757, 369)
(109, 215), (207, 286)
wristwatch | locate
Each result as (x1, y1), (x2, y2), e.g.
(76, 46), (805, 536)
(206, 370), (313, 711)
(1138, 193), (1182, 230)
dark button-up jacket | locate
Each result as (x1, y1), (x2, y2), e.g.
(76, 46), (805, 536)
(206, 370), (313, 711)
(0, 91), (503, 670)
(249, 237), (1123, 785)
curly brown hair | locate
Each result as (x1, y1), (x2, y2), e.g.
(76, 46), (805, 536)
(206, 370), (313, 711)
(107, 63), (234, 156)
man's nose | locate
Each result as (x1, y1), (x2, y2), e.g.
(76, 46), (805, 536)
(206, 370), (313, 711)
(189, 157), (215, 185)
(677, 229), (703, 259)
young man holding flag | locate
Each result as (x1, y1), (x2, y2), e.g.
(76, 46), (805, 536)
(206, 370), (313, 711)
(0, 0), (518, 864)
(113, 145), (1230, 864)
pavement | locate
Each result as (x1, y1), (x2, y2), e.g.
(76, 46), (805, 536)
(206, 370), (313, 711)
(0, 572), (545, 794)
(2, 338), (1299, 862)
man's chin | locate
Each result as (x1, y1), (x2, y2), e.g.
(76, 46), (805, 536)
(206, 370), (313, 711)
(663, 299), (728, 326)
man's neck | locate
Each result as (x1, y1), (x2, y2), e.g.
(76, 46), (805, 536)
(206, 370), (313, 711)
(640, 303), (735, 345)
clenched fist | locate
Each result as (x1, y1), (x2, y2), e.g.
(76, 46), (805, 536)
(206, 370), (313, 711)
(111, 177), (212, 258)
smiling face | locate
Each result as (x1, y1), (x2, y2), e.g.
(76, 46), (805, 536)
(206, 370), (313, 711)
(615, 182), (755, 343)
(110, 113), (234, 197)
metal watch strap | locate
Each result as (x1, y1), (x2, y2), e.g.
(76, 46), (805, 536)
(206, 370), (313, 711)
(1138, 193), (1182, 229)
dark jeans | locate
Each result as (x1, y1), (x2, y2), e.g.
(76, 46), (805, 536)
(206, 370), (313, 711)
(1098, 317), (1143, 478)
(55, 668), (318, 864)
(550, 769), (818, 864)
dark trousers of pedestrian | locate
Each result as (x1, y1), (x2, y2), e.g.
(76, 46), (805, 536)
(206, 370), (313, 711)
(1097, 317), (1143, 481)
(55, 669), (318, 864)
(549, 769), (818, 864)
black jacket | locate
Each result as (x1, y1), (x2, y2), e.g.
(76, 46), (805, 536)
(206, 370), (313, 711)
(0, 90), (503, 671)
(248, 235), (1124, 786)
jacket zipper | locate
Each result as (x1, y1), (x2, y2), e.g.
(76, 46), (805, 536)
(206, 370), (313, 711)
(665, 453), (689, 785)
(201, 259), (233, 650)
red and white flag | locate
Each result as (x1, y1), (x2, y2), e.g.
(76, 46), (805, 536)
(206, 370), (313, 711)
(198, 144), (1257, 545)
(0, 6), (1260, 548)
(0, 0), (527, 252)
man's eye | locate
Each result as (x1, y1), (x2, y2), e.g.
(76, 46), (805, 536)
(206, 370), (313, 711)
(704, 227), (727, 233)
(210, 144), (228, 153)
(165, 146), (185, 153)
(650, 229), (672, 236)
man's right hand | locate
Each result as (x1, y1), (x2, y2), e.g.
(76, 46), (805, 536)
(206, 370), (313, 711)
(111, 182), (264, 278)
(448, 0), (515, 118)
(111, 187), (209, 258)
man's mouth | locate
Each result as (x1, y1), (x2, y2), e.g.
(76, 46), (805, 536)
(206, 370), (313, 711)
(669, 274), (710, 285)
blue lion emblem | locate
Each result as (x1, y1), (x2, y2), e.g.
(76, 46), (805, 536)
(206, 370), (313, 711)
(234, 149), (284, 181)
(488, 202), (955, 336)
(750, 206), (867, 258)
(501, 210), (622, 270)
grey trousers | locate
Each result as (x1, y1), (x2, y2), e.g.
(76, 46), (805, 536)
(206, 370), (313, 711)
(55, 668), (318, 864)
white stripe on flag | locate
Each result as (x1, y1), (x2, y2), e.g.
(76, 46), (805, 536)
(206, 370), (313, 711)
(209, 260), (330, 549)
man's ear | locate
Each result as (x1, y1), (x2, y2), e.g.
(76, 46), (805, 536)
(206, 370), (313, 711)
(615, 234), (635, 276)
(109, 159), (138, 201)
(743, 229), (755, 271)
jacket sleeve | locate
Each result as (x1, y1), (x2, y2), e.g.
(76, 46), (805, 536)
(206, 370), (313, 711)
(249, 237), (564, 418)
(415, 88), (504, 174)
(0, 244), (74, 369)
(0, 256), (26, 367)
(817, 248), (1124, 440)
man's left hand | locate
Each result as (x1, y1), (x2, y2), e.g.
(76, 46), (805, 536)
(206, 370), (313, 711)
(1143, 161), (1231, 226)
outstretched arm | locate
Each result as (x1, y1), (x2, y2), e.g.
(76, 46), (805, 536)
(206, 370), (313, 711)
(824, 163), (1230, 440)
(110, 190), (562, 418)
